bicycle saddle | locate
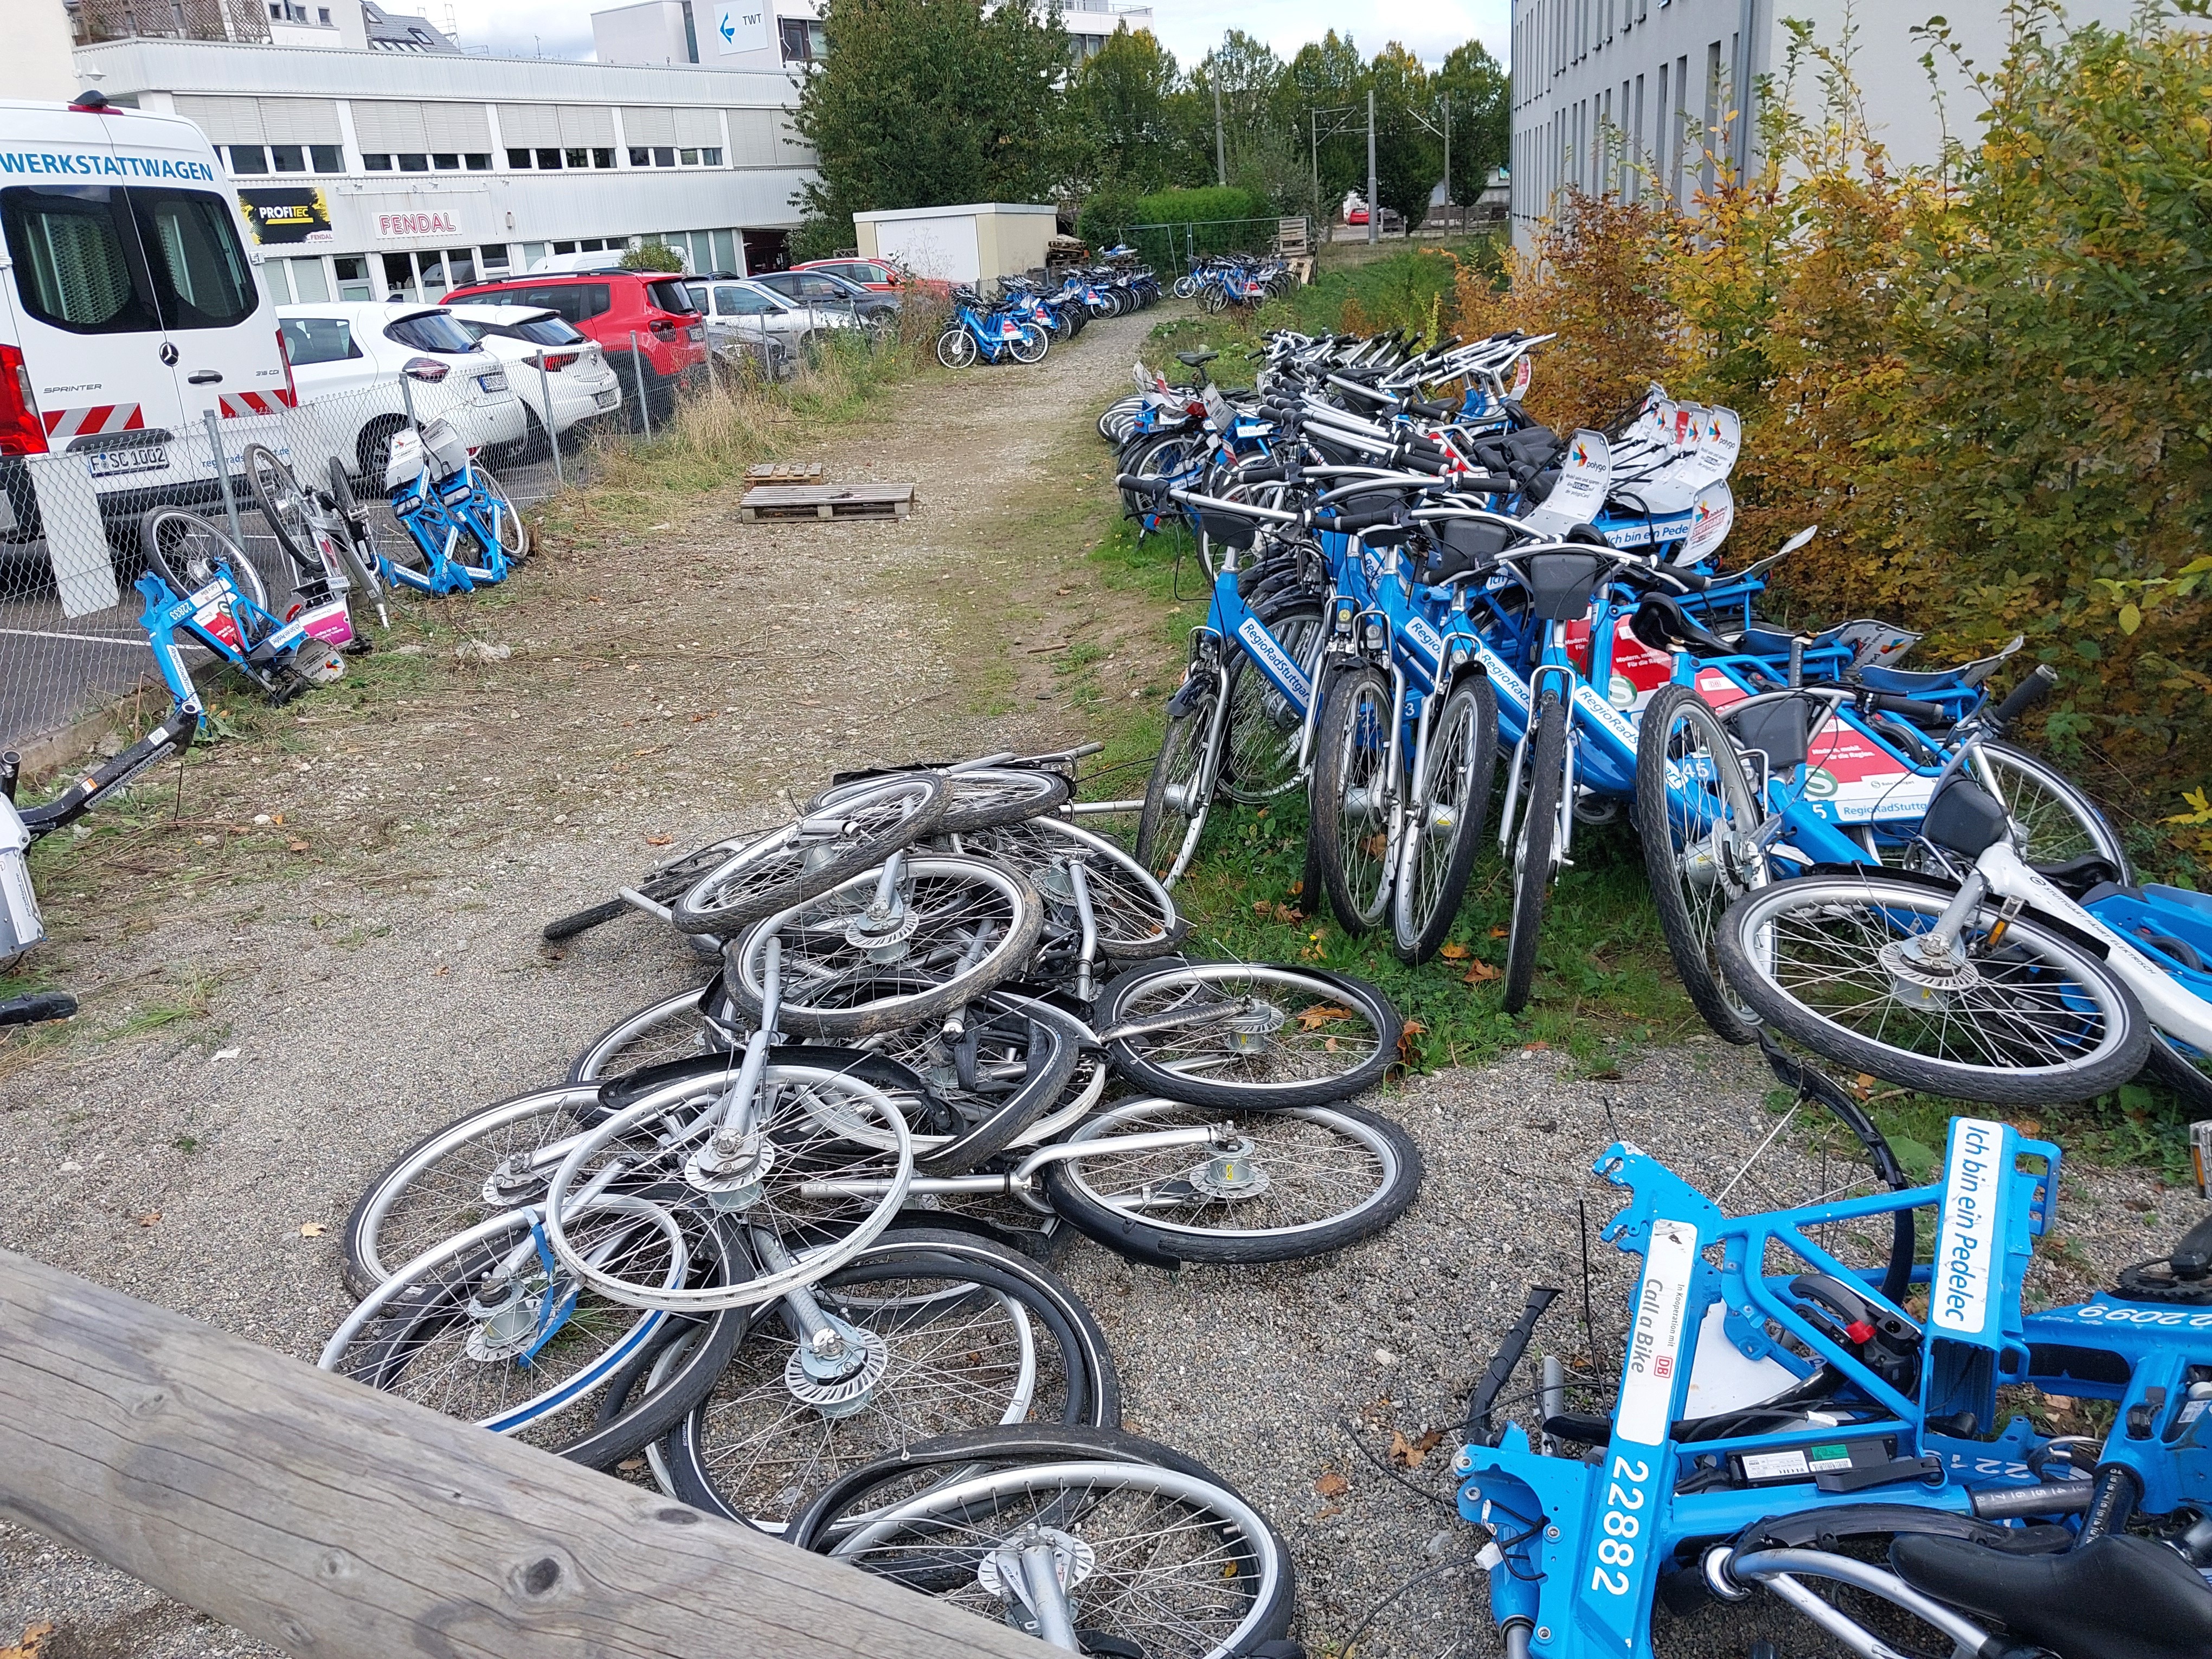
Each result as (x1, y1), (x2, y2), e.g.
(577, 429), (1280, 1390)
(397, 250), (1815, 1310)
(1888, 1532), (2212, 1659)
(1629, 592), (1737, 659)
(1418, 518), (1510, 584)
(1176, 350), (1219, 367)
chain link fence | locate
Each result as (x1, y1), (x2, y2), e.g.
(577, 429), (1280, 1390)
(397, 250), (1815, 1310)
(0, 322), (826, 765)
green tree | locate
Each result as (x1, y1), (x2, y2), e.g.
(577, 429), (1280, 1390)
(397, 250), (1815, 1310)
(1069, 25), (1189, 191)
(1368, 42), (1438, 226)
(1435, 40), (1509, 204)
(790, 0), (1072, 245)
(1283, 31), (1368, 211)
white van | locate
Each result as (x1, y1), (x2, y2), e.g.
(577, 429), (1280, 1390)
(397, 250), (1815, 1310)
(0, 92), (291, 535)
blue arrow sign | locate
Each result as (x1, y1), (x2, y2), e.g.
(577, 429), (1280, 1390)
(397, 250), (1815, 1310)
(718, 12), (734, 40)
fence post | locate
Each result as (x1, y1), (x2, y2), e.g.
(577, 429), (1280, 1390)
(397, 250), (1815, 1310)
(202, 409), (245, 554)
(629, 331), (652, 441)
(534, 351), (563, 490)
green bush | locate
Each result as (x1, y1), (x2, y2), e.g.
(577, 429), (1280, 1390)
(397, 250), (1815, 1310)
(1083, 184), (1277, 269)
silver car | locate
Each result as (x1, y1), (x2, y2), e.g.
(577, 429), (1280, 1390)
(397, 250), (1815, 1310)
(684, 278), (856, 358)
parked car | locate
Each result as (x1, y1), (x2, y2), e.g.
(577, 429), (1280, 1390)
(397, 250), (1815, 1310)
(1, 93), (293, 546)
(684, 276), (858, 356)
(748, 267), (902, 323)
(275, 303), (528, 482)
(442, 304), (623, 447)
(445, 272), (706, 428)
(792, 258), (903, 293)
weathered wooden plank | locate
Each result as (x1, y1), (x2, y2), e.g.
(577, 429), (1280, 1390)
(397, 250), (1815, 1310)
(0, 1248), (1040, 1659)
(736, 484), (916, 523)
(744, 461), (824, 484)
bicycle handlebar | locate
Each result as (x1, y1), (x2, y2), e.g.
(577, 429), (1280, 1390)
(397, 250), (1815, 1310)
(1987, 663), (2059, 731)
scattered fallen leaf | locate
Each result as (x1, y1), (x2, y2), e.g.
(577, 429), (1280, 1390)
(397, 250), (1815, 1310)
(4, 1621), (54, 1658)
(1489, 926), (1509, 938)
(271, 813), (285, 826)
(1396, 1019), (1426, 1065)
(1438, 942), (1471, 960)
(1523, 1040), (1551, 1052)
(433, 964), (451, 976)
(645, 834), (675, 846)
(1288, 878), (1304, 897)
(299, 1223), (325, 1237)
(288, 839), (309, 852)
(618, 1456), (647, 1472)
(1324, 1035), (1339, 1053)
(1462, 959), (1501, 983)
(1314, 1470), (1350, 1499)
(1296, 1003), (1354, 1031)
(136, 1211), (161, 1227)
(1854, 1073), (1878, 1098)
(1584, 1067), (1623, 1081)
(1388, 1428), (1445, 1469)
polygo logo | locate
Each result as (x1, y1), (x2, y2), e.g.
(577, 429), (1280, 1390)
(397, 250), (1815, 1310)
(1571, 441), (1589, 466)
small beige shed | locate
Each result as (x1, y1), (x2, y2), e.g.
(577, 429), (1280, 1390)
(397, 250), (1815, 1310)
(852, 203), (1059, 287)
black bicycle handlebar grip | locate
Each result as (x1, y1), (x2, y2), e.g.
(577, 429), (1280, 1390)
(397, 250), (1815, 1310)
(1399, 451), (1451, 477)
(0, 992), (77, 1026)
(1452, 472), (1516, 494)
(1989, 662), (2059, 730)
(1324, 506), (1405, 533)
(1407, 397), (1457, 420)
(1236, 462), (1290, 483)
(1868, 692), (1954, 725)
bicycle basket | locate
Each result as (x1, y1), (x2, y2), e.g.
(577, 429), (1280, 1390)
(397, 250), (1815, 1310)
(420, 418), (470, 484)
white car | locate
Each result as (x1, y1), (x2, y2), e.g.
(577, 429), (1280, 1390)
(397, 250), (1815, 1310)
(443, 304), (623, 444)
(683, 278), (858, 353)
(275, 302), (529, 483)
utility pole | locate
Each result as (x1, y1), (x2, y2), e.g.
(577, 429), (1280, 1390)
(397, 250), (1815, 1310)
(1213, 81), (1226, 187)
(1442, 89), (1451, 220)
(1366, 88), (1378, 246)
(1310, 108), (1320, 218)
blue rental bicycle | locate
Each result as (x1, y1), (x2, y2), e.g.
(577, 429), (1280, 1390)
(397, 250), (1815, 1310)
(379, 418), (529, 596)
(934, 286), (1049, 369)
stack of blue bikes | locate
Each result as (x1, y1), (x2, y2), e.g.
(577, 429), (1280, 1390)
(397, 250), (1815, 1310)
(934, 259), (1161, 371)
(1104, 321), (2212, 1656)
(130, 416), (528, 724)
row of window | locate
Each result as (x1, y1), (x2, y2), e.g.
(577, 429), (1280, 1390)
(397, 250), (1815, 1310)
(222, 142), (731, 178)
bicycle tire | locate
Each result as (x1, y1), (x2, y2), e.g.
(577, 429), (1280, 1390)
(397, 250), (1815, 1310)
(2143, 1028), (2212, 1111)
(141, 508), (269, 615)
(860, 999), (1083, 1176)
(1097, 959), (1401, 1110)
(1503, 695), (1568, 1014)
(1714, 872), (2149, 1104)
(1220, 597), (1323, 805)
(567, 979), (738, 1084)
(671, 774), (948, 938)
(1636, 684), (1770, 1042)
(1135, 679), (1216, 886)
(956, 815), (1187, 962)
(1313, 661), (1397, 936)
(542, 896), (631, 942)
(720, 856), (1045, 1038)
(241, 442), (319, 579)
(811, 766), (1070, 837)
(936, 329), (976, 370)
(663, 1227), (1118, 1532)
(1040, 1097), (1423, 1266)
(475, 468), (530, 563)
(1979, 740), (2132, 882)
(1392, 674), (1499, 964)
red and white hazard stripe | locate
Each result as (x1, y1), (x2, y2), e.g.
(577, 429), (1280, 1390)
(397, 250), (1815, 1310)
(41, 403), (146, 442)
(217, 390), (294, 417)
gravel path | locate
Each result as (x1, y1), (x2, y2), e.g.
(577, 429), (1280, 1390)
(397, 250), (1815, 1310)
(0, 310), (2194, 1659)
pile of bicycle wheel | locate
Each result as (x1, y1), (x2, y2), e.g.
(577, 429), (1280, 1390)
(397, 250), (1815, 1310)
(322, 750), (1417, 1656)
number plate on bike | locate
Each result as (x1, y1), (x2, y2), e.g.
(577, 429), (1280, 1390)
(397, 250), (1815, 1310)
(86, 445), (166, 478)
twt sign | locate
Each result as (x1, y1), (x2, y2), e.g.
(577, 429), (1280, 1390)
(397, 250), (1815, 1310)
(715, 3), (769, 53)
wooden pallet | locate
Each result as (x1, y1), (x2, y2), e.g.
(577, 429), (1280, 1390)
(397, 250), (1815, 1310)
(745, 461), (824, 484)
(738, 484), (915, 523)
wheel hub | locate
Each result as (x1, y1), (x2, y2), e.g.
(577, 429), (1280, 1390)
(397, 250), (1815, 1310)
(1034, 860), (1078, 907)
(1220, 1000), (1285, 1054)
(1189, 1136), (1267, 1200)
(482, 1153), (548, 1206)
(1878, 936), (1982, 1009)
(686, 1130), (774, 1210)
(845, 897), (921, 962)
(464, 1275), (544, 1361)
(1425, 799), (1458, 833)
(781, 1319), (889, 1418)
(979, 1527), (1096, 1616)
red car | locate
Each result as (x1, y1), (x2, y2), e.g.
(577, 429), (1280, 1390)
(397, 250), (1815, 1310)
(444, 271), (705, 427)
(792, 258), (904, 292)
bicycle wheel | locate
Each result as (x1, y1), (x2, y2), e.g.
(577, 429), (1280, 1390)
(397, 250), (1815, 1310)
(568, 980), (741, 1084)
(664, 1228), (1117, 1533)
(472, 468), (530, 563)
(1120, 431), (1203, 520)
(1008, 325), (1049, 365)
(1502, 695), (1568, 1015)
(2143, 1028), (2212, 1111)
(140, 508), (269, 614)
(1714, 872), (2149, 1104)
(936, 329), (976, 370)
(546, 833), (764, 945)
(1978, 741), (2132, 881)
(854, 998), (1082, 1175)
(1041, 1097), (1422, 1266)
(241, 442), (318, 580)
(1636, 684), (1772, 1042)
(320, 1192), (746, 1467)
(671, 774), (948, 938)
(812, 766), (1070, 837)
(957, 816), (1186, 962)
(1393, 675), (1499, 964)
(721, 856), (1044, 1038)
(1221, 599), (1323, 805)
(1313, 661), (1398, 936)
(1135, 682), (1217, 887)
(826, 1458), (1294, 1659)
(1098, 960), (1400, 1110)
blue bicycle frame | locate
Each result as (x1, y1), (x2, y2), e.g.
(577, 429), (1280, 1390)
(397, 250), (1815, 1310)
(384, 454), (517, 596)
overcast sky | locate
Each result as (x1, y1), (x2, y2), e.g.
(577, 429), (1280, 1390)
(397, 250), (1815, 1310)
(434, 0), (1508, 71)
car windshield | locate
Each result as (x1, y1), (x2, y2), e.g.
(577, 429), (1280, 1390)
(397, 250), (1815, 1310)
(716, 284), (782, 316)
(646, 279), (698, 316)
(386, 311), (480, 353)
(500, 315), (587, 346)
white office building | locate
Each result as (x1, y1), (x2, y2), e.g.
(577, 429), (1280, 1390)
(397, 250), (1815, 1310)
(58, 0), (819, 303)
(1506, 0), (2145, 238)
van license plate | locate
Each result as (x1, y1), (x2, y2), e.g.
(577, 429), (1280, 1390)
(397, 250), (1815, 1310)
(87, 445), (166, 478)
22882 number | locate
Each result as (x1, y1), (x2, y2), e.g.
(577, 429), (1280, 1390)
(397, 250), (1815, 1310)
(1589, 1456), (1648, 1596)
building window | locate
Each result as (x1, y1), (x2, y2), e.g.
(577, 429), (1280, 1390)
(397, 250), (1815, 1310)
(465, 151), (492, 170)
(317, 5), (330, 19)
(224, 144), (267, 173)
(432, 152), (459, 170)
(551, 240), (576, 255)
(592, 146), (615, 168)
(535, 147), (563, 169)
(780, 17), (825, 61)
(397, 153), (430, 171)
(679, 147), (698, 166)
(563, 147), (589, 168)
(654, 145), (675, 167)
(700, 146), (722, 166)
(311, 143), (343, 171)
(333, 254), (372, 300)
(507, 147), (532, 168)
(480, 242), (510, 270)
(269, 144), (303, 171)
(363, 152), (393, 170)
(628, 147), (650, 166)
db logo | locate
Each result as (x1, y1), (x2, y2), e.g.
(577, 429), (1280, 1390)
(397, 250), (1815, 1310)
(1652, 1356), (1673, 1378)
